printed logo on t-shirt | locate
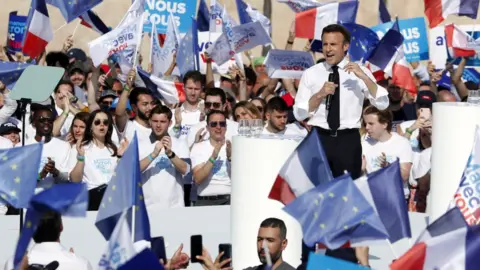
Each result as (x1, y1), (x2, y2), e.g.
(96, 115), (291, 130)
(180, 124), (192, 136)
(369, 155), (396, 171)
(154, 155), (173, 170)
(212, 160), (228, 177)
(39, 157), (55, 173)
(94, 159), (115, 175)
(410, 138), (419, 151)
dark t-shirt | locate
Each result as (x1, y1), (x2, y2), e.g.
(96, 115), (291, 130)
(392, 103), (416, 122)
(244, 261), (296, 270)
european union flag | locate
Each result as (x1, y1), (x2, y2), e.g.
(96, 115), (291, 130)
(197, 0), (210, 32)
(176, 17), (199, 76)
(95, 133), (151, 242)
(367, 19), (403, 70)
(236, 0), (253, 24)
(13, 183), (89, 267)
(0, 143), (42, 209)
(46, 0), (103, 23)
(0, 61), (32, 90)
(283, 174), (388, 249)
(342, 23), (379, 63)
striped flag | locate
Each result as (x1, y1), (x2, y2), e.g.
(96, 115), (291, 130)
(425, 0), (480, 28)
(23, 0), (53, 58)
(79, 10), (110, 35)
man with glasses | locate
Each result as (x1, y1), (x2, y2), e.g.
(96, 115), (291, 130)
(190, 110), (232, 206)
(98, 90), (117, 110)
(187, 88), (238, 149)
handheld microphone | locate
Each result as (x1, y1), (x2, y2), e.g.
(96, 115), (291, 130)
(325, 73), (334, 111)
(44, 261), (59, 270)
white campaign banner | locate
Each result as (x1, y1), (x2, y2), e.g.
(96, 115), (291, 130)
(197, 32), (236, 74)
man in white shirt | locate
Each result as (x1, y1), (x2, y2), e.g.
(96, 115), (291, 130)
(115, 70), (156, 144)
(263, 97), (306, 136)
(190, 110), (232, 206)
(3, 211), (92, 270)
(293, 24), (388, 266)
(187, 88), (238, 149)
(362, 105), (413, 182)
(139, 105), (190, 209)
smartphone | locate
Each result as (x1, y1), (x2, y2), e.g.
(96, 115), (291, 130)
(219, 244), (232, 267)
(420, 108), (431, 120)
(150, 236), (167, 262)
(190, 235), (203, 263)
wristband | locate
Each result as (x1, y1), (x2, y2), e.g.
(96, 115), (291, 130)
(406, 128), (413, 135)
(62, 111), (69, 117)
(287, 41), (294, 45)
(123, 85), (131, 92)
(167, 152), (176, 159)
(77, 155), (85, 162)
(208, 157), (216, 164)
(148, 154), (154, 161)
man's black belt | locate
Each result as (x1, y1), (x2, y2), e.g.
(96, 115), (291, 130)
(197, 194), (230, 200)
(315, 127), (359, 137)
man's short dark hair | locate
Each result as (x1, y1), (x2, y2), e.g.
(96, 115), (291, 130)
(244, 66), (257, 86)
(260, 218), (287, 240)
(150, 105), (172, 121)
(205, 88), (227, 105)
(321, 24), (351, 44)
(33, 211), (62, 243)
(265, 97), (288, 113)
(128, 87), (153, 107)
(206, 110), (226, 123)
(465, 81), (479, 90)
(183, 70), (204, 86)
(54, 80), (74, 94)
(45, 52), (70, 69)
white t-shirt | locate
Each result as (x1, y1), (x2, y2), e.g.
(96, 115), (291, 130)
(68, 143), (118, 190)
(399, 120), (420, 152)
(262, 123), (307, 136)
(55, 106), (74, 139)
(0, 136), (13, 149)
(187, 119), (238, 149)
(121, 120), (152, 145)
(190, 140), (231, 196)
(25, 137), (72, 191)
(412, 147), (432, 180)
(362, 133), (413, 173)
(139, 135), (189, 209)
(169, 105), (202, 141)
(3, 242), (92, 270)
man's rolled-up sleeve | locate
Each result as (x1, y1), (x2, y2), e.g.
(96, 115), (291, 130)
(361, 67), (389, 110)
(293, 71), (313, 121)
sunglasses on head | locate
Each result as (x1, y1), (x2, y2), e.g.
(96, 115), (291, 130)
(37, 116), (53, 123)
(209, 121), (227, 128)
(94, 119), (109, 126)
(205, 102), (222, 109)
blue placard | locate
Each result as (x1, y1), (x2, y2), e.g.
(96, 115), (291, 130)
(371, 17), (429, 63)
(6, 11), (27, 54)
(307, 252), (370, 270)
(143, 0), (197, 34)
(446, 30), (480, 67)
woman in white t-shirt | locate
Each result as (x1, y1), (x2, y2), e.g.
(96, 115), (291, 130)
(69, 109), (127, 210)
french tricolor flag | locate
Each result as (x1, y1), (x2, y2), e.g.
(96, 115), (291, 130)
(23, 0), (53, 59)
(445, 24), (477, 58)
(79, 10), (110, 35)
(425, 0), (479, 28)
(295, 0), (358, 40)
(390, 207), (480, 270)
(367, 19), (417, 94)
(268, 129), (333, 205)
(137, 68), (185, 105)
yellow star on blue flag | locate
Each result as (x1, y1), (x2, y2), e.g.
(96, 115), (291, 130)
(46, 0), (103, 23)
(0, 61), (32, 90)
(0, 143), (42, 208)
(95, 133), (151, 242)
(177, 17), (199, 76)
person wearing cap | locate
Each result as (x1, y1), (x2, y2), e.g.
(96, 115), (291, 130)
(252, 56), (267, 76)
(68, 61), (86, 88)
(0, 122), (20, 146)
(67, 48), (87, 63)
(398, 90), (435, 153)
(98, 90), (117, 110)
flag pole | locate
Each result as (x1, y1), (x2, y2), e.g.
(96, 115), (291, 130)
(131, 206), (136, 243)
(71, 20), (82, 39)
(132, 13), (146, 69)
(386, 239), (399, 259)
(149, 25), (154, 65)
(53, 23), (68, 34)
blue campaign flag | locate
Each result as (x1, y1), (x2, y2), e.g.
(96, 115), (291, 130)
(283, 174), (388, 249)
(95, 133), (151, 242)
(371, 17), (429, 62)
(197, 0), (210, 32)
(7, 12), (28, 54)
(0, 61), (32, 90)
(144, 0), (197, 33)
(13, 183), (89, 267)
(46, 0), (103, 23)
(118, 248), (165, 270)
(342, 23), (380, 63)
(176, 17), (199, 76)
(378, 0), (391, 24)
(367, 19), (403, 71)
(0, 143), (42, 208)
(359, 160), (411, 243)
(236, 0), (253, 25)
(307, 252), (369, 270)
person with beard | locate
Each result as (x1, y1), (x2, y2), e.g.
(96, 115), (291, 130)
(138, 105), (189, 209)
(69, 109), (128, 210)
(67, 61), (89, 107)
(115, 70), (156, 144)
(263, 97), (306, 136)
(244, 218), (295, 270)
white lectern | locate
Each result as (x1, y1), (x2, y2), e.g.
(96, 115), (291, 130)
(429, 102), (480, 221)
(231, 136), (303, 269)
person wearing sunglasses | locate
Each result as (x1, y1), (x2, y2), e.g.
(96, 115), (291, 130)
(190, 110), (232, 206)
(187, 88), (239, 150)
(25, 105), (71, 192)
(69, 109), (129, 210)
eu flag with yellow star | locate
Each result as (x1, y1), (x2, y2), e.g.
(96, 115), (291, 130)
(0, 143), (42, 208)
(283, 174), (388, 249)
(342, 23), (379, 63)
(0, 61), (32, 90)
(176, 17), (199, 76)
(95, 133), (151, 242)
(46, 0), (103, 23)
(13, 182), (89, 267)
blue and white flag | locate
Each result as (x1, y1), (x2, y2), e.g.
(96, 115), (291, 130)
(246, 3), (272, 36)
(265, 49), (314, 79)
(98, 210), (137, 270)
(117, 0), (145, 28)
(152, 12), (180, 77)
(277, 0), (324, 13)
(209, 0), (222, 33)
